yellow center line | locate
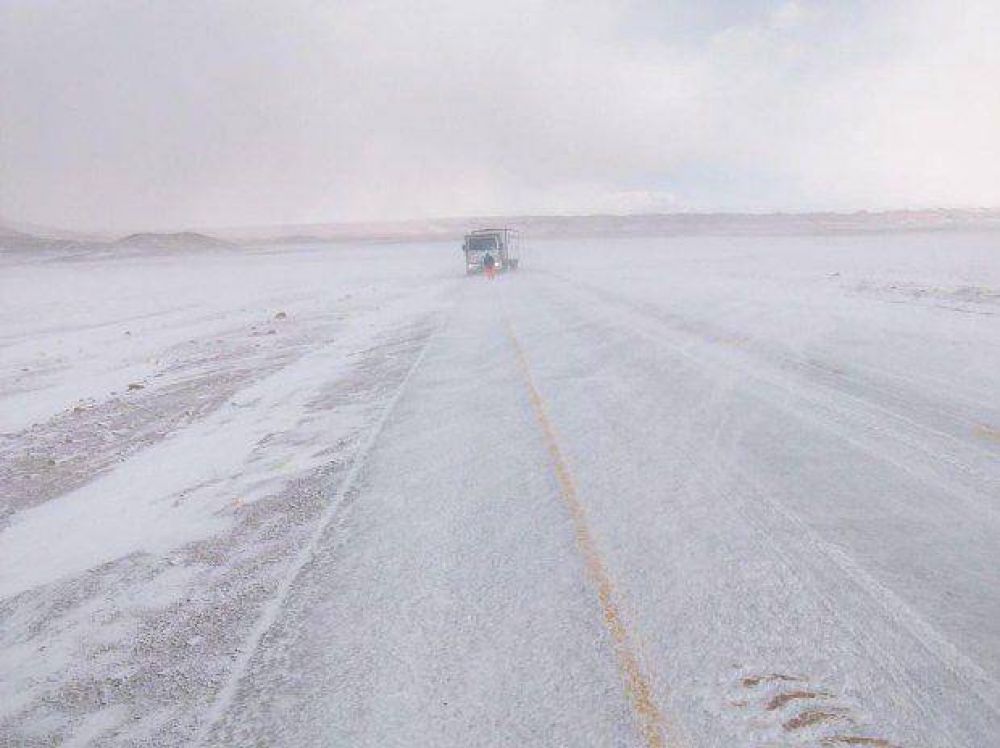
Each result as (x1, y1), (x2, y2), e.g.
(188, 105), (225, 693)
(506, 320), (670, 748)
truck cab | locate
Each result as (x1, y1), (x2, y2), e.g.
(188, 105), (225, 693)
(462, 228), (520, 275)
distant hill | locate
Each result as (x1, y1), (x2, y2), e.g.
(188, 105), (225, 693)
(0, 218), (108, 242)
(7, 210), (1000, 253)
(0, 223), (35, 241)
(112, 231), (235, 250)
(0, 223), (65, 251)
(1, 226), (235, 255)
(212, 208), (1000, 245)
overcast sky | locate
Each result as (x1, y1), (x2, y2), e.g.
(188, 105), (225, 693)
(2, 1), (999, 232)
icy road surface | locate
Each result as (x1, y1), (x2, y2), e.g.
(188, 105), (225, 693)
(2, 233), (1000, 747)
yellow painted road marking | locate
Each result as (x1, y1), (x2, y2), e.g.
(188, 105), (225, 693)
(506, 321), (670, 748)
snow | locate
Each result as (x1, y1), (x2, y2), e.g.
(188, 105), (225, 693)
(0, 294), (432, 598)
(0, 242), (448, 433)
(2, 231), (1000, 746)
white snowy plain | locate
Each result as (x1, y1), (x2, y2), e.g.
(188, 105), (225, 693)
(1, 232), (999, 747)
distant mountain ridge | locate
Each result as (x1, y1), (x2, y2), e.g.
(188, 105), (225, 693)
(213, 208), (1000, 244)
(4, 209), (1000, 251)
(0, 223), (73, 250)
(0, 227), (235, 253)
(112, 231), (234, 250)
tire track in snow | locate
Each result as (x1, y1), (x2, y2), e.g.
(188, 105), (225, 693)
(193, 319), (442, 745)
(539, 270), (1000, 525)
(504, 316), (672, 748)
(512, 274), (996, 744)
(541, 268), (998, 456)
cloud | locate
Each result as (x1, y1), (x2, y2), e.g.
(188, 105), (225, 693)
(1, 0), (998, 231)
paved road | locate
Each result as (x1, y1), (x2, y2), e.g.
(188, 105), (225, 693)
(202, 244), (1000, 748)
(5, 236), (997, 746)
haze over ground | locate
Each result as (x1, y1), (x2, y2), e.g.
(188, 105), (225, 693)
(4, 4), (1000, 746)
(2, 1), (999, 233)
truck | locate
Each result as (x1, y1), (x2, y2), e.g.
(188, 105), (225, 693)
(462, 228), (520, 275)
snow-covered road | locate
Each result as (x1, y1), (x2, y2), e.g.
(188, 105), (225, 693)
(3, 234), (1000, 746)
